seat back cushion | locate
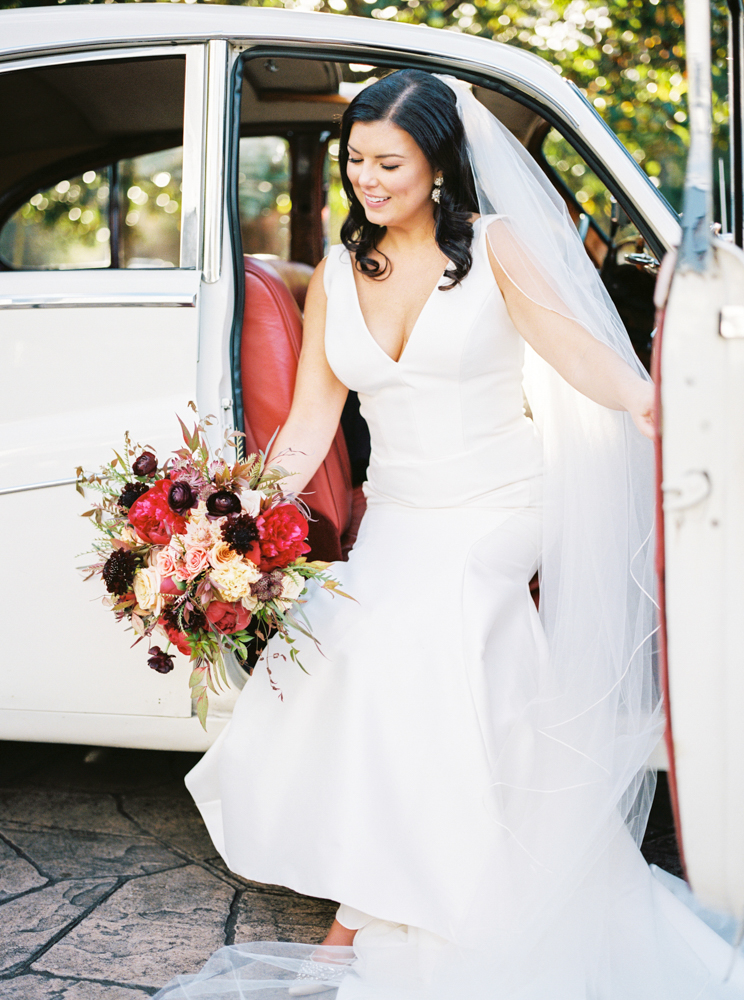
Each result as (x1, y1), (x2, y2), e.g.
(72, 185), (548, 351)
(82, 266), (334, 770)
(241, 255), (353, 562)
(267, 258), (314, 313)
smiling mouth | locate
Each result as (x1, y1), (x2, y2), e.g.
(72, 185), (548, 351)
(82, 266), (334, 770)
(363, 194), (390, 206)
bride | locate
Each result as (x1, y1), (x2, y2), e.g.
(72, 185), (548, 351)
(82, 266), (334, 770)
(155, 71), (743, 998)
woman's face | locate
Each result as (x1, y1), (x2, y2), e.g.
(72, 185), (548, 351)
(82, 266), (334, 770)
(346, 119), (438, 229)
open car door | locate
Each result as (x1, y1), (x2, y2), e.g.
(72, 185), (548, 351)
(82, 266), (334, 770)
(655, 0), (744, 919)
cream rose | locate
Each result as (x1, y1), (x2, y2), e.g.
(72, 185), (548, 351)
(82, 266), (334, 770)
(239, 489), (263, 517)
(275, 570), (305, 611)
(210, 560), (261, 603)
(241, 593), (259, 613)
(118, 526), (140, 547)
(132, 567), (163, 615)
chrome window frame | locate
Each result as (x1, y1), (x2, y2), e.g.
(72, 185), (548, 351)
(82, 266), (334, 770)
(0, 44), (207, 272)
(202, 39), (229, 284)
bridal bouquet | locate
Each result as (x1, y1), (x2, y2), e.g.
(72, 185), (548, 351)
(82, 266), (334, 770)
(77, 410), (349, 727)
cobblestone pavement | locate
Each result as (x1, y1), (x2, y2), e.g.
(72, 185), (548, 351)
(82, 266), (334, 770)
(0, 741), (337, 999)
(0, 741), (682, 999)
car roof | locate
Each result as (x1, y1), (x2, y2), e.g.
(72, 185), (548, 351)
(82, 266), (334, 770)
(0, 5), (556, 92)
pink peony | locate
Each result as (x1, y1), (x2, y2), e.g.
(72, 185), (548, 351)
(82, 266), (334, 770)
(205, 600), (251, 634)
(256, 504), (311, 571)
(129, 479), (187, 545)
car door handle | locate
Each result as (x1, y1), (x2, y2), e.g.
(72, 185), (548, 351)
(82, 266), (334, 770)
(662, 470), (711, 511)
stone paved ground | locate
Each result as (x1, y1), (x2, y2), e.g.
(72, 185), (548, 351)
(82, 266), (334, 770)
(0, 741), (337, 999)
(0, 741), (682, 999)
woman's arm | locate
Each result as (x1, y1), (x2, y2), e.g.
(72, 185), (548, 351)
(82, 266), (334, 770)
(486, 231), (655, 440)
(267, 258), (349, 494)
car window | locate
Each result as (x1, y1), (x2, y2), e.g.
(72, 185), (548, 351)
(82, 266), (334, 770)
(238, 136), (291, 260)
(0, 54), (186, 271)
(121, 148), (182, 268)
(0, 147), (183, 271)
(541, 128), (613, 237)
(0, 170), (111, 270)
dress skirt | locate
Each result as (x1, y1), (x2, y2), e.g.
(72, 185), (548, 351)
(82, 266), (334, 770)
(186, 481), (544, 942)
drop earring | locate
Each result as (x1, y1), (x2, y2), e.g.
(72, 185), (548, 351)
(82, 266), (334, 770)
(431, 176), (443, 204)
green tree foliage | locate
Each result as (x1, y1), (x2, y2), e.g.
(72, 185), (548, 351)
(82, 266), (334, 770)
(0, 0), (731, 215)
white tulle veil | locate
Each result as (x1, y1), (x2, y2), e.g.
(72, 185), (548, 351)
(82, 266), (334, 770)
(433, 74), (662, 940)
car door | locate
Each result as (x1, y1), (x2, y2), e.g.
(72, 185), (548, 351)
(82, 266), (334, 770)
(0, 42), (231, 747)
(655, 0), (744, 919)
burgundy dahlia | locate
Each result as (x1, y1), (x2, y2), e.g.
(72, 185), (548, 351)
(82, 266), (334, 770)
(221, 513), (260, 555)
(132, 451), (158, 477)
(147, 646), (175, 674)
(206, 490), (242, 516)
(250, 570), (285, 602)
(168, 480), (197, 515)
(162, 602), (206, 634)
(117, 481), (149, 510)
(102, 549), (136, 595)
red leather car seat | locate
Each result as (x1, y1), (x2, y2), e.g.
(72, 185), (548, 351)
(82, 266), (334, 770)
(241, 255), (354, 562)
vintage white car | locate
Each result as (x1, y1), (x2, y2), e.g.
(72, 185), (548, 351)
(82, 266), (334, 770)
(3, 0), (741, 918)
(0, 3), (676, 749)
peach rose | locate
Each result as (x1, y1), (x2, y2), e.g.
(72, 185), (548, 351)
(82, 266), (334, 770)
(208, 540), (242, 569)
(154, 545), (180, 579)
(176, 547), (210, 582)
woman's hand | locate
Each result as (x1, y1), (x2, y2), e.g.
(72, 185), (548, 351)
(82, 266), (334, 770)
(623, 377), (656, 441)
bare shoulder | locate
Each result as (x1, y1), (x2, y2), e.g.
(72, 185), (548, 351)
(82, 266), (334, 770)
(304, 256), (329, 306)
(310, 255), (328, 285)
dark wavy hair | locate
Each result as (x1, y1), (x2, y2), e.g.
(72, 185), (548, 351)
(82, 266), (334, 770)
(339, 69), (478, 290)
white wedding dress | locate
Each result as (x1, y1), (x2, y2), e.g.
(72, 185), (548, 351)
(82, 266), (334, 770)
(156, 219), (744, 999)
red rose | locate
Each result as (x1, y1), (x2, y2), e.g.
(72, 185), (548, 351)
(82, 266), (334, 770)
(205, 600), (251, 634)
(128, 479), (187, 545)
(160, 619), (193, 656)
(256, 504), (310, 571)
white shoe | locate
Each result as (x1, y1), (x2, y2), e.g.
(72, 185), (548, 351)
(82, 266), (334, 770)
(287, 958), (347, 995)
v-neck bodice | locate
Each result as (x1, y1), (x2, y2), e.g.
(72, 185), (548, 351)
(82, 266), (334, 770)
(323, 215), (542, 508)
(351, 258), (450, 366)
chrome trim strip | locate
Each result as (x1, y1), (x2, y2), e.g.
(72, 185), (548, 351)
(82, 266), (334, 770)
(202, 39), (228, 284)
(0, 293), (196, 309)
(0, 477), (77, 497)
(0, 44), (195, 75)
(181, 45), (207, 270)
